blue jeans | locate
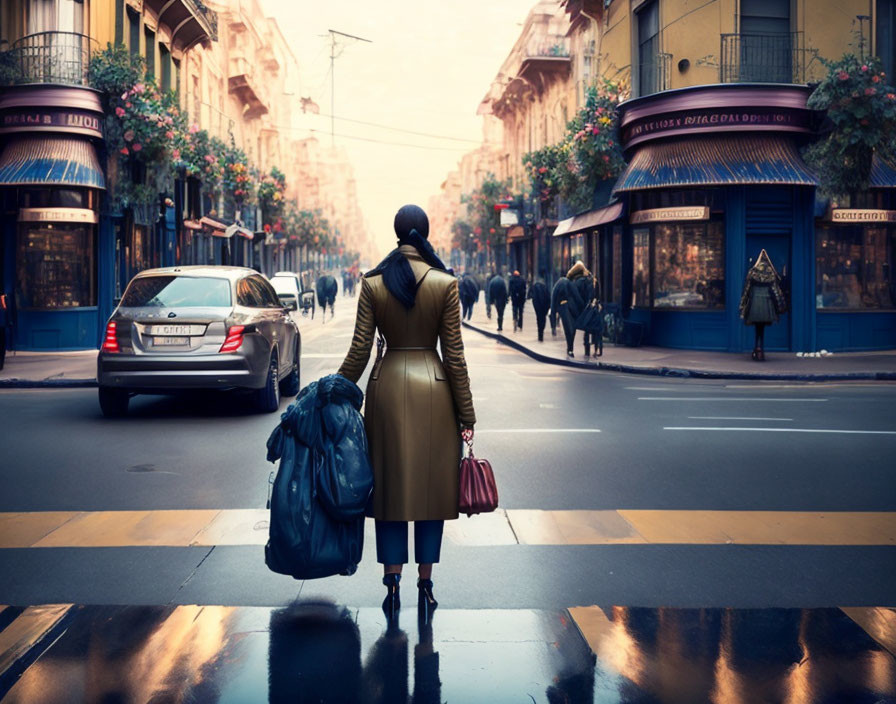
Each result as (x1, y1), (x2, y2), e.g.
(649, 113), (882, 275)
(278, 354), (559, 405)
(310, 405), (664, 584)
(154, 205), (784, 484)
(375, 520), (444, 564)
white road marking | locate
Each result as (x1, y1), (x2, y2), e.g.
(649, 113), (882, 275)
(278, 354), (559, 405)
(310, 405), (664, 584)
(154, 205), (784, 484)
(639, 397), (829, 402)
(665, 427), (896, 435)
(687, 416), (794, 421)
(475, 429), (601, 434)
(539, 403), (557, 409)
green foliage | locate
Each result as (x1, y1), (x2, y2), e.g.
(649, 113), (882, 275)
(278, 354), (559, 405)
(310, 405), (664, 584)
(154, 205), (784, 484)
(0, 49), (22, 86)
(522, 78), (628, 214)
(462, 173), (512, 252)
(88, 44), (145, 103)
(804, 53), (896, 196)
(258, 167), (287, 218)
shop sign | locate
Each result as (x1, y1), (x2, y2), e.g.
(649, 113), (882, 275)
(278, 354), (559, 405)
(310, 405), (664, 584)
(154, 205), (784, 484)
(0, 110), (103, 138)
(500, 208), (519, 227)
(631, 206), (709, 224)
(19, 208), (98, 224)
(623, 108), (809, 144)
(830, 209), (896, 223)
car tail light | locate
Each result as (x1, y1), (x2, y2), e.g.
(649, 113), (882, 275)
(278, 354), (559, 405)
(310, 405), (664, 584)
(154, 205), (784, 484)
(102, 321), (120, 353)
(219, 325), (245, 353)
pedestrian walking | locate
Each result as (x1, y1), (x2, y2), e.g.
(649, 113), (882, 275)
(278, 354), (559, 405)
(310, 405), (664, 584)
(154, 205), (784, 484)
(571, 265), (601, 358)
(460, 273), (480, 321)
(483, 270), (495, 319)
(529, 278), (551, 342)
(551, 261), (594, 358)
(487, 273), (508, 332)
(508, 270), (527, 332)
(337, 204), (476, 619)
(739, 249), (787, 361)
(316, 274), (338, 321)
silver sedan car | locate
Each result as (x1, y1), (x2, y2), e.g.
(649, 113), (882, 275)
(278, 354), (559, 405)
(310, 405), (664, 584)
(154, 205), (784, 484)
(97, 266), (301, 417)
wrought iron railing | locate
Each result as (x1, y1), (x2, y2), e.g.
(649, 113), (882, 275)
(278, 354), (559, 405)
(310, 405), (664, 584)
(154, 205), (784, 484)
(638, 52), (671, 96)
(9, 31), (97, 86)
(525, 35), (571, 59)
(720, 32), (805, 84)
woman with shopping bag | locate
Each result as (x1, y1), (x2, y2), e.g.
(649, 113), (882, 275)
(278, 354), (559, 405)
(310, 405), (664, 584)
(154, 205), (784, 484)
(337, 204), (477, 618)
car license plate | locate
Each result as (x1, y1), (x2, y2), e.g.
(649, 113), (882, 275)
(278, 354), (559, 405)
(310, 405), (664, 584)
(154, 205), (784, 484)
(151, 325), (192, 336)
(153, 336), (189, 346)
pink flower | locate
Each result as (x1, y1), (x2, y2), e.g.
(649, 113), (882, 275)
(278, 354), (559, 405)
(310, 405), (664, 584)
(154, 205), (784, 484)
(165, 116), (173, 125)
(115, 107), (126, 118)
(125, 102), (132, 108)
(888, 93), (896, 100)
(134, 83), (145, 93)
(172, 149), (181, 160)
(865, 87), (876, 96)
(121, 92), (128, 100)
(838, 71), (849, 81)
(132, 143), (142, 151)
(861, 65), (868, 72)
(189, 123), (200, 134)
(120, 147), (129, 155)
(872, 75), (880, 83)
(165, 130), (175, 139)
(123, 129), (134, 141)
(205, 154), (216, 163)
(603, 155), (610, 162)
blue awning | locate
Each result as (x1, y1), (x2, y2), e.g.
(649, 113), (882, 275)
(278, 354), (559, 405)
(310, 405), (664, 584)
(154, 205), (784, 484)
(0, 136), (105, 189)
(870, 153), (896, 188)
(613, 135), (818, 193)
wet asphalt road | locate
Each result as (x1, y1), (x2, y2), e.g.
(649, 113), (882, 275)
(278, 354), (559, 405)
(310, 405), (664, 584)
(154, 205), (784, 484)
(0, 300), (894, 610)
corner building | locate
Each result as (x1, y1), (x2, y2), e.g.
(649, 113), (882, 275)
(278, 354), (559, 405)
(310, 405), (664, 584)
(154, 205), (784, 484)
(560, 0), (896, 352)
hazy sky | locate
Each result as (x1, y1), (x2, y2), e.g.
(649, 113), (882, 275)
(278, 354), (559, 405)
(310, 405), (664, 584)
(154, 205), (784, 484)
(260, 0), (533, 258)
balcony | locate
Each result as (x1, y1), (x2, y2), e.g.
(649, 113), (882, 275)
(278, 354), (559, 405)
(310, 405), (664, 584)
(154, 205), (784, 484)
(228, 55), (269, 118)
(519, 35), (571, 82)
(637, 52), (671, 97)
(146, 0), (218, 51)
(3, 32), (97, 87)
(720, 32), (805, 84)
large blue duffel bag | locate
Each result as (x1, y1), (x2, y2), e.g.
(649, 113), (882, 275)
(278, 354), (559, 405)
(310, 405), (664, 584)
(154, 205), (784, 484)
(265, 374), (373, 579)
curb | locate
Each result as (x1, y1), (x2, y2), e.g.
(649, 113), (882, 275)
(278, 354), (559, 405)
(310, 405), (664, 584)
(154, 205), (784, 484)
(462, 321), (896, 382)
(0, 378), (97, 389)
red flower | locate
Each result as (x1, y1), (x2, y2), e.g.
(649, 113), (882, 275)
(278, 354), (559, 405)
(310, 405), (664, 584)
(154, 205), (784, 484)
(489, 228), (495, 234)
(838, 71), (849, 81)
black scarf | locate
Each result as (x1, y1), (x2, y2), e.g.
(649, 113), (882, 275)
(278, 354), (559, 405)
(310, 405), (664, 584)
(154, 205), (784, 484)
(366, 206), (451, 309)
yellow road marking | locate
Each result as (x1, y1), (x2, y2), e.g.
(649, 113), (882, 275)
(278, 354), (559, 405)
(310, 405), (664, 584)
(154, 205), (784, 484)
(0, 509), (893, 548)
(0, 604), (72, 678)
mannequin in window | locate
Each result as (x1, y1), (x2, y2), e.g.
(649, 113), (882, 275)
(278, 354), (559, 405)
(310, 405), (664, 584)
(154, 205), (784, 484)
(739, 249), (787, 361)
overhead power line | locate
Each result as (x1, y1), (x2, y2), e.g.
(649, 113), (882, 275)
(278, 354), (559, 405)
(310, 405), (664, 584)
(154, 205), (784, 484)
(315, 113), (483, 144)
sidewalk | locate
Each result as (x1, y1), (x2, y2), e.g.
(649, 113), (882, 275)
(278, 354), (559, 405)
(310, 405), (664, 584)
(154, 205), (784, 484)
(0, 350), (97, 388)
(463, 303), (896, 381)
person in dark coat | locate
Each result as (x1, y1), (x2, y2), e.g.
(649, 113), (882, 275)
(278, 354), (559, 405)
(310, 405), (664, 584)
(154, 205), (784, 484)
(483, 270), (496, 319)
(487, 273), (508, 332)
(570, 264), (601, 358)
(459, 273), (479, 321)
(508, 270), (527, 332)
(739, 249), (787, 361)
(316, 274), (338, 322)
(529, 279), (551, 342)
(551, 261), (594, 357)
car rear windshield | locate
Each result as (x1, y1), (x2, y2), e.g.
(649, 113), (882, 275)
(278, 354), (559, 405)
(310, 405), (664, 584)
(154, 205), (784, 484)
(121, 276), (232, 308)
(270, 276), (298, 294)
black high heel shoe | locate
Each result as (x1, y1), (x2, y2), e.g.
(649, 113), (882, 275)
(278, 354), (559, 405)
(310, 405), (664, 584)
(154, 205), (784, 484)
(382, 573), (401, 615)
(417, 578), (438, 614)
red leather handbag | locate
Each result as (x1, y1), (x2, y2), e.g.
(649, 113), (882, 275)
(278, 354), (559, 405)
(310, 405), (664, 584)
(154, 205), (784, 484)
(459, 439), (498, 516)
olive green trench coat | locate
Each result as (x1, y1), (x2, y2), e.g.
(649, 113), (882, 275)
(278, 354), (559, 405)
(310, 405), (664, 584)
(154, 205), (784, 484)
(337, 246), (476, 521)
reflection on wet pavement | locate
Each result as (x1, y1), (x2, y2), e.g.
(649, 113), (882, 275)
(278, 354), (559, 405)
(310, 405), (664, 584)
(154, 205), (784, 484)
(0, 603), (893, 703)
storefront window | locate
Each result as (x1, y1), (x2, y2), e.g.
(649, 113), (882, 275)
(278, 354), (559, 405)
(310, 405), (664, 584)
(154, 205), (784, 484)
(570, 233), (585, 265)
(653, 222), (725, 308)
(816, 224), (895, 310)
(17, 222), (96, 309)
(632, 227), (650, 307)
